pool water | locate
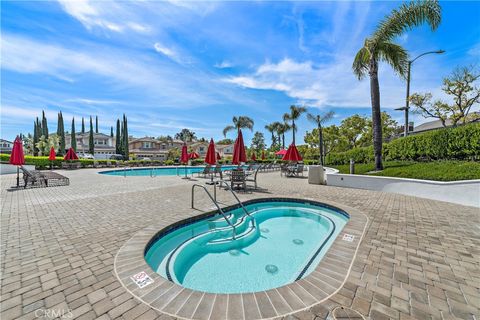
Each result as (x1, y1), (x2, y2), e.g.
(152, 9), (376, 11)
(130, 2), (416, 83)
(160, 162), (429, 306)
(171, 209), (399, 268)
(145, 200), (348, 293)
(99, 166), (240, 176)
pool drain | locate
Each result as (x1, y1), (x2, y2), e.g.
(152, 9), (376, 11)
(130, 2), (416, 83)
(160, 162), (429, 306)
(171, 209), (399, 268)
(265, 264), (278, 274)
(293, 239), (304, 245)
(229, 249), (241, 256)
(330, 306), (365, 320)
(261, 228), (270, 233)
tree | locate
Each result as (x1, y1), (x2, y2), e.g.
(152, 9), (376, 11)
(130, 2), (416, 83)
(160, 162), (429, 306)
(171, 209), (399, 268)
(175, 128), (197, 142)
(71, 118), (77, 152)
(81, 117), (85, 134)
(89, 116), (94, 155)
(57, 111), (65, 156)
(340, 114), (369, 148)
(123, 114), (129, 159)
(270, 121), (283, 148)
(304, 125), (349, 159)
(265, 122), (277, 149)
(158, 135), (173, 142)
(222, 116), (254, 137)
(95, 116), (99, 133)
(33, 119), (39, 156)
(307, 110), (334, 165)
(41, 110), (49, 139)
(217, 138), (234, 145)
(110, 126), (114, 137)
(276, 122), (290, 149)
(250, 132), (266, 151)
(360, 112), (399, 145)
(352, 0), (441, 170)
(283, 105), (307, 144)
(115, 119), (121, 154)
(411, 66), (480, 126)
(36, 134), (59, 156)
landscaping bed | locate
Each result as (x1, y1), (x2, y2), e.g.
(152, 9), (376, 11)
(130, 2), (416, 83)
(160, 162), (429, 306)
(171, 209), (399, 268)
(331, 160), (480, 181)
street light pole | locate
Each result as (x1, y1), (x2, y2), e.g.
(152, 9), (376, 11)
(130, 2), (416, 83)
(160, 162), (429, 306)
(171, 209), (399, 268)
(403, 50), (445, 137)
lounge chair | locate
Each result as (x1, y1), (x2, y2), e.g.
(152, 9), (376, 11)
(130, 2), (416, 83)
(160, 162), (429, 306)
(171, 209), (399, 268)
(285, 163), (304, 177)
(197, 165), (212, 178)
(20, 166), (69, 188)
(213, 164), (223, 179)
(230, 169), (246, 191)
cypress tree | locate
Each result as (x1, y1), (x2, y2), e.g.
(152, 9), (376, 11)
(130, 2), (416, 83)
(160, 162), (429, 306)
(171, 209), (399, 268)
(95, 116), (99, 133)
(57, 111), (65, 156)
(115, 119), (121, 155)
(110, 126), (114, 137)
(42, 110), (49, 138)
(89, 116), (94, 155)
(123, 114), (129, 159)
(71, 118), (77, 152)
(81, 117), (85, 134)
(120, 119), (124, 155)
(33, 120), (39, 156)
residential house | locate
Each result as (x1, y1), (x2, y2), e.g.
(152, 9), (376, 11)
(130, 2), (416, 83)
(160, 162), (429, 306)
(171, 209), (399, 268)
(65, 133), (116, 155)
(0, 139), (13, 154)
(129, 137), (168, 160)
(216, 144), (234, 157)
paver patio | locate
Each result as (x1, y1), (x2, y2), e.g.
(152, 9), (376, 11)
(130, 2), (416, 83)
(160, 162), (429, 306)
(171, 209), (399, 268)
(1, 169), (479, 320)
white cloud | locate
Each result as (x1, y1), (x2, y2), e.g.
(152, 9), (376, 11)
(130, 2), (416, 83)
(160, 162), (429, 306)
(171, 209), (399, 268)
(225, 57), (409, 109)
(214, 61), (233, 69)
(153, 42), (180, 62)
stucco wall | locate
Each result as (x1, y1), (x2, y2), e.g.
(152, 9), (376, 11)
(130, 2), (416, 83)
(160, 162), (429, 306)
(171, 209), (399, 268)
(326, 173), (480, 208)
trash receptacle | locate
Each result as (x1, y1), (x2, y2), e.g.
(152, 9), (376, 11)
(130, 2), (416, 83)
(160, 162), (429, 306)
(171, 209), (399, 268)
(308, 165), (326, 185)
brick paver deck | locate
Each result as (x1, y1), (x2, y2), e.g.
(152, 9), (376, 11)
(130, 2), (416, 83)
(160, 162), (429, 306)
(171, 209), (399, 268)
(1, 169), (479, 320)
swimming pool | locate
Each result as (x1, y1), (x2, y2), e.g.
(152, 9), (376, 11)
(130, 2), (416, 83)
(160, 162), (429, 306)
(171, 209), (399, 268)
(99, 166), (240, 176)
(144, 199), (348, 294)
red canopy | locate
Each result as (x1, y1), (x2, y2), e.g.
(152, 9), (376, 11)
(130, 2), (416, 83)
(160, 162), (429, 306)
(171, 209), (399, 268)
(232, 129), (247, 165)
(9, 136), (25, 166)
(204, 139), (216, 165)
(261, 150), (266, 160)
(216, 152), (221, 160)
(180, 144), (189, 164)
(48, 147), (56, 161)
(64, 147), (79, 160)
(282, 143), (303, 162)
(251, 152), (256, 161)
(189, 152), (199, 159)
(275, 149), (287, 156)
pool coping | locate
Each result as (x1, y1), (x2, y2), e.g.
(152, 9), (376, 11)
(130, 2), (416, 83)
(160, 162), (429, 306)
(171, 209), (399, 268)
(114, 196), (368, 320)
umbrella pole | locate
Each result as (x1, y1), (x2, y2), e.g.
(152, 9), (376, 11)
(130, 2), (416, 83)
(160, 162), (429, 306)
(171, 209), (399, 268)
(16, 166), (20, 188)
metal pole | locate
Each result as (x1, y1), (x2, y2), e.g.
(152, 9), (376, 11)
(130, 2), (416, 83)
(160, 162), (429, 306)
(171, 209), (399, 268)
(349, 159), (355, 175)
(404, 62), (411, 137)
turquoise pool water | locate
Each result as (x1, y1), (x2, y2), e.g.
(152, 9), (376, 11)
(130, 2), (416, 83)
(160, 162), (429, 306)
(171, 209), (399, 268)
(145, 200), (348, 293)
(99, 166), (240, 176)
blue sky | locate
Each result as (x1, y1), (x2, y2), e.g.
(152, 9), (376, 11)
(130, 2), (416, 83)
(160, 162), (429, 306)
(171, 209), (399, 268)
(1, 0), (479, 145)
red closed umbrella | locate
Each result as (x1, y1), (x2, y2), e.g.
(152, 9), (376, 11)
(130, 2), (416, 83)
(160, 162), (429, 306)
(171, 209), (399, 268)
(180, 144), (189, 164)
(261, 150), (265, 160)
(9, 136), (25, 188)
(251, 152), (256, 162)
(48, 147), (56, 161)
(275, 149), (287, 156)
(204, 139), (216, 165)
(189, 152), (199, 160)
(64, 147), (79, 160)
(232, 129), (247, 165)
(180, 144), (189, 179)
(216, 152), (221, 161)
(282, 143), (303, 162)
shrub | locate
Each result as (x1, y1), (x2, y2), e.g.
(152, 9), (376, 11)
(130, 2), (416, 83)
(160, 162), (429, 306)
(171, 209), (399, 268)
(325, 123), (480, 165)
(0, 154), (119, 169)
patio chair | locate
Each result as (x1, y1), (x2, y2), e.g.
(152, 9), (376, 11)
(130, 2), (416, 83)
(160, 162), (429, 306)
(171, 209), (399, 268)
(196, 165), (212, 178)
(20, 166), (69, 188)
(285, 163), (304, 177)
(246, 166), (261, 190)
(230, 169), (246, 192)
(213, 164), (223, 179)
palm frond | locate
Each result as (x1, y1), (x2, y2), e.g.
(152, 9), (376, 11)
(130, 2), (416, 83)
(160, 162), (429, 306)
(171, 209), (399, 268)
(373, 0), (441, 43)
(307, 113), (320, 124)
(222, 125), (235, 137)
(237, 116), (254, 130)
(377, 41), (409, 79)
(352, 46), (371, 80)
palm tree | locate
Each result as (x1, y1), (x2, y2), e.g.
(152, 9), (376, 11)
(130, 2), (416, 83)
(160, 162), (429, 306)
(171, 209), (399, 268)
(307, 111), (334, 166)
(271, 121), (283, 148)
(283, 105), (307, 145)
(223, 116), (254, 137)
(276, 123), (290, 149)
(264, 123), (277, 148)
(352, 0), (441, 170)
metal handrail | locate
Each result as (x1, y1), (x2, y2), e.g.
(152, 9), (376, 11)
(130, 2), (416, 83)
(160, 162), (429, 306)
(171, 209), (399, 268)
(191, 184), (236, 239)
(215, 180), (255, 228)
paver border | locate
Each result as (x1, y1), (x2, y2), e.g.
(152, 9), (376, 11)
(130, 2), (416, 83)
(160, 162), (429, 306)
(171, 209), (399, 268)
(114, 196), (368, 320)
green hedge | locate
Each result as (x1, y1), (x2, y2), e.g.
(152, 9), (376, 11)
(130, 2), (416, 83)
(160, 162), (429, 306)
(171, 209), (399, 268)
(0, 154), (119, 170)
(326, 123), (480, 165)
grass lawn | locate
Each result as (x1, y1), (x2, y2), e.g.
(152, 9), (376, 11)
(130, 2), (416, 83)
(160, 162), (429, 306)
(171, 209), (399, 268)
(330, 160), (480, 181)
